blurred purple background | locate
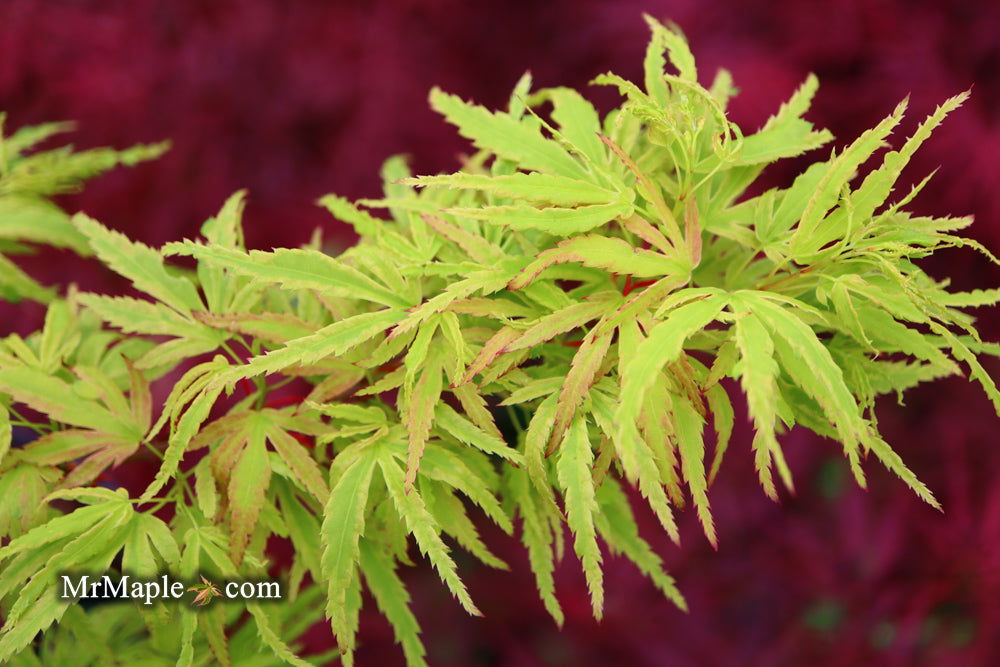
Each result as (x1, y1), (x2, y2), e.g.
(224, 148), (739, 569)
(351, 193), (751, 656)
(2, 1), (999, 665)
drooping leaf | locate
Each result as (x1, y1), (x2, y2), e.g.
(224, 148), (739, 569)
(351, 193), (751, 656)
(556, 416), (603, 618)
(732, 311), (782, 498)
(672, 397), (716, 547)
(378, 451), (480, 616)
(227, 417), (272, 564)
(358, 539), (429, 667)
(322, 450), (377, 661)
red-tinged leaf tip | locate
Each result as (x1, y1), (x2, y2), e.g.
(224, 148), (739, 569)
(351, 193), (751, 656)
(404, 464), (418, 495)
(451, 590), (483, 617)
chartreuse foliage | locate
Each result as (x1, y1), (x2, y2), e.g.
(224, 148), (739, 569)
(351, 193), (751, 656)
(0, 114), (167, 304)
(1, 14), (998, 666)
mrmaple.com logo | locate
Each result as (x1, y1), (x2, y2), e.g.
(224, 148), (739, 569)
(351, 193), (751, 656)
(59, 574), (280, 606)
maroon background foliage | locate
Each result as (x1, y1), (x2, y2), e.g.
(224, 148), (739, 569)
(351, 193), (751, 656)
(2, 1), (999, 665)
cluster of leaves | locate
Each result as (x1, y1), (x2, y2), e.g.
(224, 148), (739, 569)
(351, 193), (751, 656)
(0, 114), (167, 303)
(1, 15), (998, 666)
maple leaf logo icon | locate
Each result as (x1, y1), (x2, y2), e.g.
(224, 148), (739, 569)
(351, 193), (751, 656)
(187, 576), (222, 607)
